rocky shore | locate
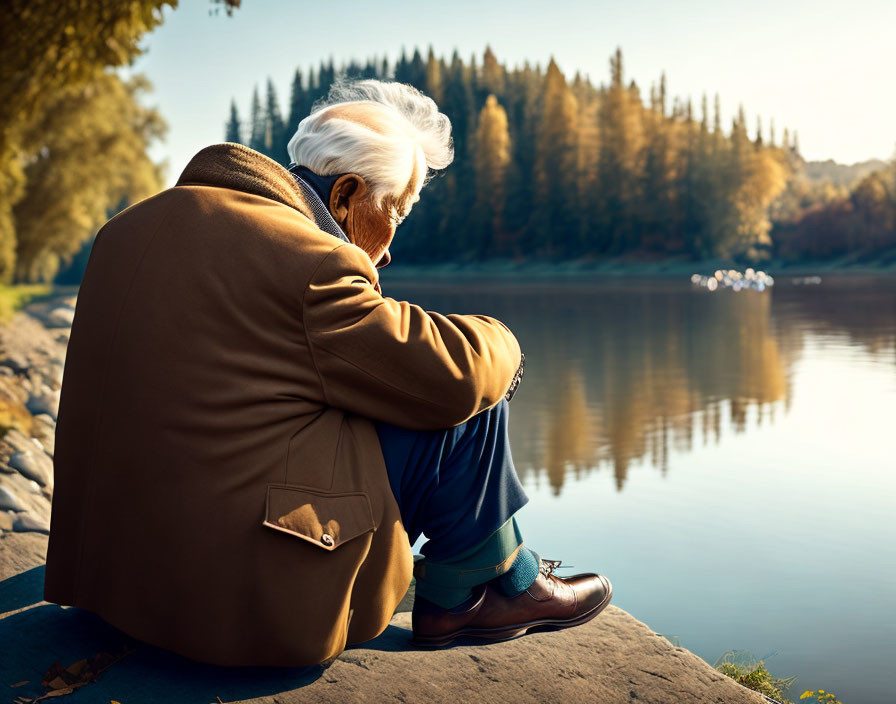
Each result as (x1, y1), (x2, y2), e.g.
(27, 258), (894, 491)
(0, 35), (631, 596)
(0, 294), (72, 541)
(0, 293), (770, 704)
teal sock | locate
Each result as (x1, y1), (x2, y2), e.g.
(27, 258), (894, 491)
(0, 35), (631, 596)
(493, 546), (540, 597)
(413, 517), (524, 609)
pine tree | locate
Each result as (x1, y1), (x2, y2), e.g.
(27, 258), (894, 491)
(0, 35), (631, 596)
(534, 58), (580, 257)
(263, 78), (285, 161)
(596, 48), (645, 253)
(424, 46), (444, 103)
(248, 85), (265, 152)
(232, 47), (798, 264)
(479, 46), (506, 101)
(286, 68), (307, 151)
(225, 99), (242, 143)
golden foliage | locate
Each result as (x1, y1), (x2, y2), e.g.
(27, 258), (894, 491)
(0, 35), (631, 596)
(13, 72), (166, 282)
(0, 0), (173, 284)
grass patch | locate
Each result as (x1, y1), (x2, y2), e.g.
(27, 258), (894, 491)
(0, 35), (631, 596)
(714, 650), (797, 703)
(0, 283), (56, 324)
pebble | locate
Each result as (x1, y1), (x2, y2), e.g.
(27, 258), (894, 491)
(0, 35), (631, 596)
(46, 306), (76, 328)
(26, 386), (60, 420)
(0, 485), (23, 512)
(8, 449), (53, 488)
(2, 427), (44, 455)
(32, 414), (56, 458)
(12, 512), (50, 534)
(0, 353), (29, 374)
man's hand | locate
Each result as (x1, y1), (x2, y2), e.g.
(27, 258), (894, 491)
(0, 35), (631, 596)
(505, 351), (525, 402)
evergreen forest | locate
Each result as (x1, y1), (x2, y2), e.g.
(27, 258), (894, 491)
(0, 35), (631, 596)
(225, 46), (896, 266)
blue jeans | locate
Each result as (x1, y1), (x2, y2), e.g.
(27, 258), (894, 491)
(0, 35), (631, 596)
(373, 397), (529, 563)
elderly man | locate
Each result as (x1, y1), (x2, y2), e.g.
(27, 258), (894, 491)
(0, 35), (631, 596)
(43, 78), (611, 667)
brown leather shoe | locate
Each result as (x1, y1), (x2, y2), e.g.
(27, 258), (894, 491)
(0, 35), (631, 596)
(411, 558), (612, 647)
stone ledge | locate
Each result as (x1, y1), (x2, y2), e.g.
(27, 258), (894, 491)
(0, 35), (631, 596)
(273, 608), (767, 704)
(2, 533), (764, 704)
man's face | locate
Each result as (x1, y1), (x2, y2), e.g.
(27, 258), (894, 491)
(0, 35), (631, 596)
(328, 169), (422, 269)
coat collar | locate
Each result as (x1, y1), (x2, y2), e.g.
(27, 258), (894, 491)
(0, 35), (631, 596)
(176, 142), (316, 221)
(175, 142), (380, 292)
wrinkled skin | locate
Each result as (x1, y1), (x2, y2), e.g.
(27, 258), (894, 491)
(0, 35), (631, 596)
(328, 170), (421, 270)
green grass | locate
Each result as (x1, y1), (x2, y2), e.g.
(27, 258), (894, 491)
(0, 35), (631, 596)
(714, 650), (798, 703)
(0, 283), (56, 324)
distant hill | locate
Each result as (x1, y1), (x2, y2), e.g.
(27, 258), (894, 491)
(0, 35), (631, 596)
(803, 158), (889, 187)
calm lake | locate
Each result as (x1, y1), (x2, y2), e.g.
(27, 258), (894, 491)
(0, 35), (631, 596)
(381, 271), (896, 704)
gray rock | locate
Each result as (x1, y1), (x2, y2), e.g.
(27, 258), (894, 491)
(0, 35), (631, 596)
(254, 609), (766, 704)
(0, 485), (23, 512)
(0, 472), (51, 526)
(12, 512), (50, 534)
(8, 449), (53, 488)
(46, 306), (76, 328)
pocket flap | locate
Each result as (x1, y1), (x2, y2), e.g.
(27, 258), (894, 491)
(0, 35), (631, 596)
(262, 484), (376, 551)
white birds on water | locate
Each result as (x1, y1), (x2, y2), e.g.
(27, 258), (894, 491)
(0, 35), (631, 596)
(690, 268), (775, 292)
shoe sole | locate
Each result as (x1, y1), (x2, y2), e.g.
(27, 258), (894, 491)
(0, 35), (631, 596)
(411, 578), (613, 648)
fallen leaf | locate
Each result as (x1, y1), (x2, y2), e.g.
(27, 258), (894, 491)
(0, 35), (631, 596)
(45, 677), (68, 690)
(63, 659), (87, 678)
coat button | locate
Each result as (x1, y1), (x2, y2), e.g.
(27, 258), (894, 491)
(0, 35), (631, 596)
(321, 533), (334, 546)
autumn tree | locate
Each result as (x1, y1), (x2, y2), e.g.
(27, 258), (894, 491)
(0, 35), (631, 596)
(230, 46), (830, 265)
(533, 58), (580, 257)
(474, 95), (512, 256)
(596, 48), (645, 254)
(0, 0), (176, 283)
(13, 72), (165, 282)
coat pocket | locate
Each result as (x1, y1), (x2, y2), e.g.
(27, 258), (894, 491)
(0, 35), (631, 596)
(262, 483), (376, 551)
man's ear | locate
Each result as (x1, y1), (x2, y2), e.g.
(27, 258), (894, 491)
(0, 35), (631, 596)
(329, 174), (368, 225)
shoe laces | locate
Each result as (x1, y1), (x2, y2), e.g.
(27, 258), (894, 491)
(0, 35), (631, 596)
(539, 558), (574, 578)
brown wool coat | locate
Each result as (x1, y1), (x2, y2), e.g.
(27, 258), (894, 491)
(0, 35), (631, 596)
(43, 142), (523, 667)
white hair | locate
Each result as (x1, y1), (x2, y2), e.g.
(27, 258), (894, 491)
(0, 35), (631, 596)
(286, 78), (454, 209)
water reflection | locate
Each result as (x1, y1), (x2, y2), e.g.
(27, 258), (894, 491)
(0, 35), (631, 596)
(380, 274), (895, 494)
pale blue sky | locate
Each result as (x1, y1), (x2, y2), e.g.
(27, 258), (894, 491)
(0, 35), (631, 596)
(125, 0), (896, 186)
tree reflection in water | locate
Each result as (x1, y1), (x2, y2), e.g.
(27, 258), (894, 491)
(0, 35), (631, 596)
(380, 274), (896, 494)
